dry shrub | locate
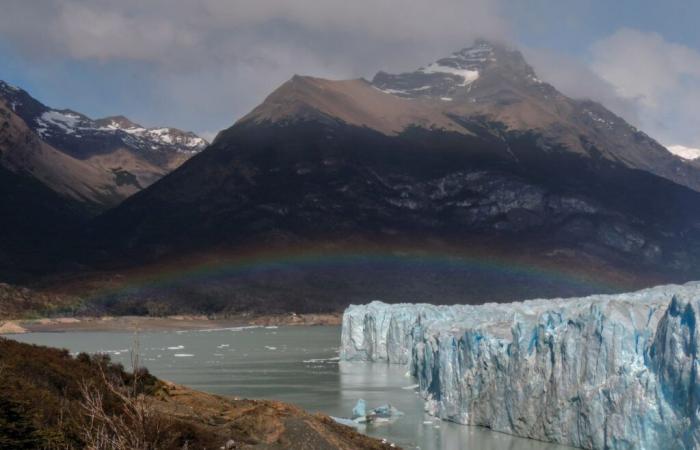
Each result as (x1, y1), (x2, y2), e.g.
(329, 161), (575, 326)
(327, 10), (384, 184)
(78, 335), (179, 450)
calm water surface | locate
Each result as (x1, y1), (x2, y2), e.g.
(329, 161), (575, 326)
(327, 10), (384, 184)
(10, 325), (571, 450)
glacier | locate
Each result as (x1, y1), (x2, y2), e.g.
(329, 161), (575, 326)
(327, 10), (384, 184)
(340, 282), (700, 450)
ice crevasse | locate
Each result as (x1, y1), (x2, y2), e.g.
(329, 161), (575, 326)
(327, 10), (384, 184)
(340, 282), (700, 449)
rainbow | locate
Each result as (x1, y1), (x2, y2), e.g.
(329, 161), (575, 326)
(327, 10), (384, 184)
(81, 243), (643, 303)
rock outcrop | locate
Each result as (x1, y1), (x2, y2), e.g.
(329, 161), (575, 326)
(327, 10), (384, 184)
(340, 282), (700, 449)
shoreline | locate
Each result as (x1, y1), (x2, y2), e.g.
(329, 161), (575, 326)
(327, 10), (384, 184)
(0, 312), (341, 334)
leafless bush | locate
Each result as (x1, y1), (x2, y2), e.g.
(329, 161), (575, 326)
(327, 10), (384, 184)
(78, 332), (177, 450)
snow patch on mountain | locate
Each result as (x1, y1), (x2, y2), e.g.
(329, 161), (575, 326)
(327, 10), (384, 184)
(667, 144), (700, 160)
(98, 119), (207, 152)
(36, 110), (84, 136)
(33, 110), (207, 154)
(0, 80), (19, 92)
(419, 64), (479, 86)
(371, 40), (499, 98)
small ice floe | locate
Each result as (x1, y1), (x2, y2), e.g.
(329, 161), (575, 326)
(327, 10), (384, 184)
(217, 344), (230, 348)
(173, 353), (194, 357)
(330, 416), (359, 427)
(98, 348), (129, 355)
(264, 346), (277, 350)
(303, 356), (340, 364)
(265, 326), (279, 329)
(401, 384), (419, 390)
(167, 345), (184, 350)
(203, 326), (261, 332)
(176, 325), (261, 334)
(423, 420), (433, 425)
(347, 399), (404, 425)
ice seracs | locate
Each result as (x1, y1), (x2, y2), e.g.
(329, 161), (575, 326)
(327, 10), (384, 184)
(340, 282), (700, 450)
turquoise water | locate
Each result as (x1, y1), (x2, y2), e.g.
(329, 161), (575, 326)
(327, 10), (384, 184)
(10, 326), (571, 450)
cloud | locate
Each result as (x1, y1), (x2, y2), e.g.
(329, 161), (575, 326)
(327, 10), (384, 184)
(1, 2), (697, 151)
(523, 47), (640, 125)
(0, 0), (509, 67)
(588, 28), (700, 148)
(523, 29), (700, 150)
(0, 0), (510, 134)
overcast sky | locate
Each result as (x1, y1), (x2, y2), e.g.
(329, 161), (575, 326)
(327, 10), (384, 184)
(1, 0), (698, 149)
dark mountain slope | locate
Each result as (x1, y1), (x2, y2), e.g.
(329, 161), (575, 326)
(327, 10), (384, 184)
(93, 119), (700, 263)
(0, 81), (208, 281)
(0, 165), (88, 281)
(77, 117), (700, 313)
(35, 41), (700, 312)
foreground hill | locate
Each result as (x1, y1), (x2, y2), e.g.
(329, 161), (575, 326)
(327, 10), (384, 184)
(0, 337), (389, 449)
(73, 41), (700, 313)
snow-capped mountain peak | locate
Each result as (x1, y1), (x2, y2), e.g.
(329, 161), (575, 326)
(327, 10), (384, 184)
(94, 116), (207, 153)
(32, 109), (207, 154)
(0, 80), (208, 157)
(0, 80), (20, 93)
(372, 40), (536, 100)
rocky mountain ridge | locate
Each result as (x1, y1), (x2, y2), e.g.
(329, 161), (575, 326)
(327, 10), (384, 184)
(0, 81), (206, 158)
(0, 80), (207, 207)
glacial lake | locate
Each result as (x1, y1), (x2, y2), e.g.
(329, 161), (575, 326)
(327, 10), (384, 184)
(9, 325), (571, 450)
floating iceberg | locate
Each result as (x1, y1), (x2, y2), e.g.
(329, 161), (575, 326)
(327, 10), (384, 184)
(352, 399), (367, 419)
(340, 282), (700, 449)
(349, 399), (403, 424)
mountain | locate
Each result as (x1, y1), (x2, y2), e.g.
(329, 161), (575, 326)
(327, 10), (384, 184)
(77, 40), (700, 313)
(0, 80), (207, 209)
(373, 41), (700, 192)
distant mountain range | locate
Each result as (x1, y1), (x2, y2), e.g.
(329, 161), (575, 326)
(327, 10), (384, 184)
(4, 40), (700, 314)
(0, 80), (206, 210)
(0, 80), (206, 279)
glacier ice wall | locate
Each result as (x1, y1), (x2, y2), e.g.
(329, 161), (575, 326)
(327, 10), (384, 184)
(340, 283), (700, 450)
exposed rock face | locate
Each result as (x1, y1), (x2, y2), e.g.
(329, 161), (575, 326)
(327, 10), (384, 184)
(340, 283), (700, 449)
(372, 41), (700, 195)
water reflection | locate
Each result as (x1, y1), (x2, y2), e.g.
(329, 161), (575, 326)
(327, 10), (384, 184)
(338, 361), (569, 450)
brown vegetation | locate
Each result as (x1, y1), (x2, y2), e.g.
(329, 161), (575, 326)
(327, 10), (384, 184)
(0, 337), (393, 449)
(0, 282), (79, 319)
